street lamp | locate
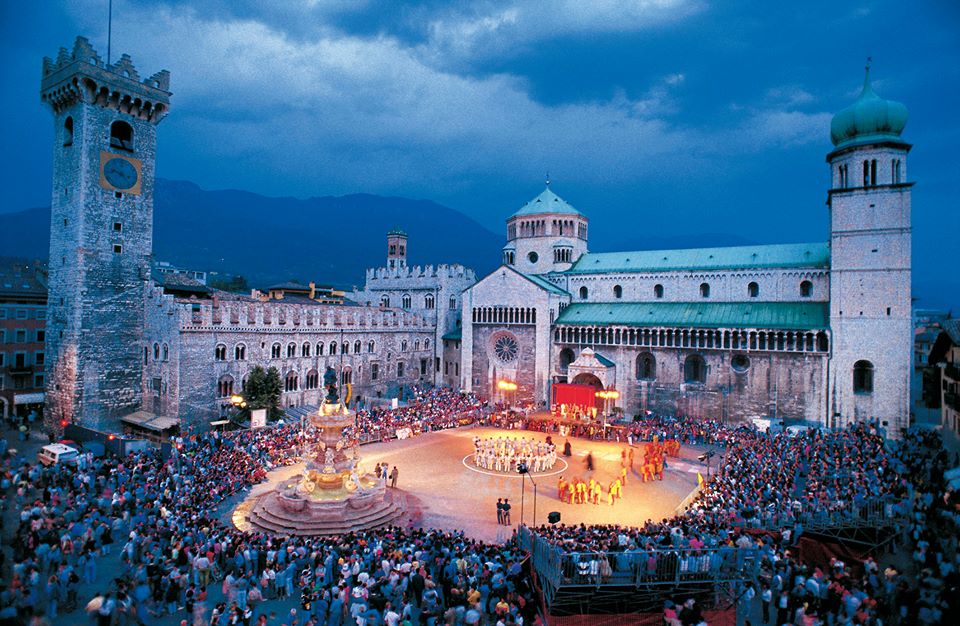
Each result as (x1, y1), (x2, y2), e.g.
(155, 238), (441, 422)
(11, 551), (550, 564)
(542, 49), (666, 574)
(229, 394), (247, 427)
(497, 379), (518, 406)
(594, 389), (620, 420)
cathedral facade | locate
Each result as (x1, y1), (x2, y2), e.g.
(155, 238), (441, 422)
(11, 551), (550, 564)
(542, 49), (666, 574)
(462, 68), (913, 434)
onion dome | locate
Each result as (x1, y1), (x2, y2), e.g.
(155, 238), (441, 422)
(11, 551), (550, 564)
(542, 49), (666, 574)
(830, 66), (908, 149)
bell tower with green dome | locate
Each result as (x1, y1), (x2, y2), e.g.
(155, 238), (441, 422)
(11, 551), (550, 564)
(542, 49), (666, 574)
(826, 64), (912, 435)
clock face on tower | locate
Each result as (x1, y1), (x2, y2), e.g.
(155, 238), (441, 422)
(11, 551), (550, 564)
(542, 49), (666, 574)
(99, 151), (142, 195)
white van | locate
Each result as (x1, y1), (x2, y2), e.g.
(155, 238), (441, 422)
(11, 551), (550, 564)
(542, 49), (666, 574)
(38, 443), (80, 467)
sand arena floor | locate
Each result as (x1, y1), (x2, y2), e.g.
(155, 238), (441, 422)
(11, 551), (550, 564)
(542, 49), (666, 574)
(232, 427), (707, 543)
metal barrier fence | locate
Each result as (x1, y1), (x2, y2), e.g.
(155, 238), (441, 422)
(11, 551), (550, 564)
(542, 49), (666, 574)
(727, 496), (905, 534)
(518, 525), (758, 595)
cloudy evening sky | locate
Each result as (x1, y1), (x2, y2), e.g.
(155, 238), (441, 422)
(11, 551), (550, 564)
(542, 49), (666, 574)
(1, 1), (958, 307)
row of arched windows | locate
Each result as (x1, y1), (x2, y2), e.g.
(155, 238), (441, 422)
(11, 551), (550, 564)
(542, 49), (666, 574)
(216, 338), (432, 361)
(837, 158), (902, 189)
(554, 248), (574, 263)
(381, 294), (456, 310)
(146, 343), (169, 363)
(577, 280), (815, 301)
(472, 307), (537, 324)
(555, 326), (830, 353)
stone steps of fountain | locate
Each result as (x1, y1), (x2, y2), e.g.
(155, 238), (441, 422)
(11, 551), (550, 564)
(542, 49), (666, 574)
(246, 490), (408, 536)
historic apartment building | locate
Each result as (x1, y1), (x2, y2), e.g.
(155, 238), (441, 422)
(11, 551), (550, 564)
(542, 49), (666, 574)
(0, 260), (48, 422)
(41, 36), (914, 435)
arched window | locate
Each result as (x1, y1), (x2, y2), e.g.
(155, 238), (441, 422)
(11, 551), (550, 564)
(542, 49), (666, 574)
(63, 116), (74, 146)
(731, 354), (750, 373)
(286, 342), (296, 358)
(305, 369), (319, 390)
(161, 343), (169, 361)
(354, 340), (362, 354)
(853, 360), (874, 394)
(613, 285), (623, 299)
(800, 280), (813, 298)
(747, 282), (759, 298)
(341, 368), (353, 385)
(579, 286), (588, 300)
(654, 284), (664, 299)
(317, 342), (324, 356)
(144, 346), (149, 364)
(402, 294), (411, 309)
(424, 339), (430, 350)
(271, 342), (281, 359)
(241, 375), (249, 392)
(636, 353), (656, 380)
(329, 342), (337, 355)
(284, 371), (299, 392)
(235, 344), (246, 360)
(699, 283), (710, 298)
(425, 294), (435, 309)
(401, 340), (408, 352)
(217, 375), (234, 398)
(110, 120), (134, 151)
(367, 341), (375, 353)
(449, 297), (457, 310)
(684, 355), (707, 384)
(414, 340), (421, 351)
(559, 348), (575, 373)
(301, 343), (310, 357)
(397, 362), (405, 378)
(380, 295), (390, 308)
(342, 342), (349, 355)
(154, 343), (160, 360)
(215, 344), (226, 361)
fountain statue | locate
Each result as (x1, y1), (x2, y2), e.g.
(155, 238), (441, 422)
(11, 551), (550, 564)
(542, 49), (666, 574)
(241, 367), (407, 536)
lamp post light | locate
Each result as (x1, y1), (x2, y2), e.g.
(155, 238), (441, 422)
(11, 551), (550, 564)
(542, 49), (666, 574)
(497, 379), (518, 407)
(594, 389), (620, 427)
(229, 394), (247, 427)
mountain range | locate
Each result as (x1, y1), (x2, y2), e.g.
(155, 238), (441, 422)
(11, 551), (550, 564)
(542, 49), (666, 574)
(0, 179), (760, 290)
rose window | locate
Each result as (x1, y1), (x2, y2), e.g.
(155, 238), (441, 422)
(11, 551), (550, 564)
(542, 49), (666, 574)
(494, 334), (519, 363)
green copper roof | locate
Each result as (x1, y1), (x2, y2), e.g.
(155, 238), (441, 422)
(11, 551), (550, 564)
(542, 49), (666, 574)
(830, 66), (908, 149)
(555, 302), (829, 330)
(566, 242), (829, 275)
(511, 186), (584, 218)
(442, 329), (462, 341)
(521, 271), (570, 296)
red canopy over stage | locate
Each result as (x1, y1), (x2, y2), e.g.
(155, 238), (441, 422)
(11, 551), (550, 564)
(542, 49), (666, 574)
(552, 383), (599, 409)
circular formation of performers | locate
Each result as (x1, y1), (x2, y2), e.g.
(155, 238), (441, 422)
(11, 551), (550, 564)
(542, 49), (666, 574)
(472, 436), (557, 473)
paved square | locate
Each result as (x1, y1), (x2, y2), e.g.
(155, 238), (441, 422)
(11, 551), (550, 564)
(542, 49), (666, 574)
(233, 427), (704, 543)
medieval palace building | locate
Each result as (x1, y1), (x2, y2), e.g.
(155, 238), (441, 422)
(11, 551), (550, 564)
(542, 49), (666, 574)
(41, 37), (913, 435)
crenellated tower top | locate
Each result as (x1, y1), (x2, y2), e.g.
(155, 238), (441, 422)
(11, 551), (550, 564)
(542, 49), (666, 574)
(40, 36), (171, 122)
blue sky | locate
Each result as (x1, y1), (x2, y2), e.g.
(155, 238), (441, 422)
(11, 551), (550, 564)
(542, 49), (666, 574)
(1, 1), (958, 308)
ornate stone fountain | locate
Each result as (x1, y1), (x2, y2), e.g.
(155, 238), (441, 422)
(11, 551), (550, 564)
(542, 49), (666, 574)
(243, 368), (407, 536)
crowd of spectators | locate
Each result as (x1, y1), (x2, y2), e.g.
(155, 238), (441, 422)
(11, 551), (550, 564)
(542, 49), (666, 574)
(0, 391), (957, 625)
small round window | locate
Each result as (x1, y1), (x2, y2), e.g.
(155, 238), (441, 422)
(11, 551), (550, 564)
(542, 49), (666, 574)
(528, 251), (539, 263)
(731, 354), (750, 373)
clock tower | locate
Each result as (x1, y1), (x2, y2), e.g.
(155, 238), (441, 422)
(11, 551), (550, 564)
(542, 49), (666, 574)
(40, 36), (171, 432)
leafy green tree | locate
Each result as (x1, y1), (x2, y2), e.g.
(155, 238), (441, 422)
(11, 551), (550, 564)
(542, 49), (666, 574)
(243, 365), (282, 420)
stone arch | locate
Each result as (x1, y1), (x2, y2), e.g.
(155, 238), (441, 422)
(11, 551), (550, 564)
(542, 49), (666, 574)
(636, 352), (656, 380)
(684, 354), (707, 384)
(558, 347), (575, 373)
